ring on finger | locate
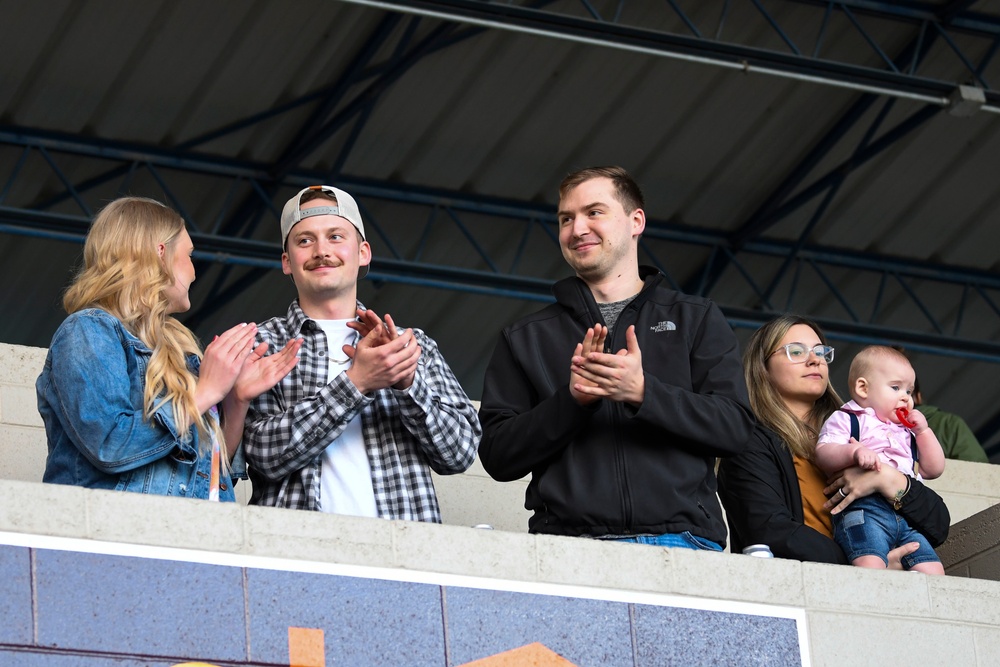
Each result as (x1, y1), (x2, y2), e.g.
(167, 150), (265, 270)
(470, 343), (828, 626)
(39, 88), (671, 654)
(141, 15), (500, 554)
(838, 488), (847, 499)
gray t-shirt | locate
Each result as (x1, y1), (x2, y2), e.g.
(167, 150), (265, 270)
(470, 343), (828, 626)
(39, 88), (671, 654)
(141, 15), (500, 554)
(598, 295), (637, 336)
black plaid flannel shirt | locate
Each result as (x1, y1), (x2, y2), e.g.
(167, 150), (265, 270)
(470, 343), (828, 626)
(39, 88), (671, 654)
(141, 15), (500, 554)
(243, 300), (480, 521)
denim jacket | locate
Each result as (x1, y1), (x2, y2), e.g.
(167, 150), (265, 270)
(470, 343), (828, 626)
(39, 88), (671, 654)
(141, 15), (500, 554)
(36, 308), (243, 500)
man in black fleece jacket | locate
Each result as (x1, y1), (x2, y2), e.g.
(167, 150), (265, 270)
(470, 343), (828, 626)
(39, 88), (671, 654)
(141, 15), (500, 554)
(478, 166), (754, 550)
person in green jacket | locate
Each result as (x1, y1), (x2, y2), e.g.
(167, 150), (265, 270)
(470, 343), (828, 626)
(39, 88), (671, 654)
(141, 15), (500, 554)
(914, 376), (989, 463)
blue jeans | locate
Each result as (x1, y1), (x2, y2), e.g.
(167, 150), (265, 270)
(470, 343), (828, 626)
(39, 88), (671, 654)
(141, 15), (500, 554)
(612, 532), (723, 551)
(833, 494), (939, 569)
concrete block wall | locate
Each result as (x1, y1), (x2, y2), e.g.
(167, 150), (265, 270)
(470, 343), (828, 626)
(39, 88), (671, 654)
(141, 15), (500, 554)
(938, 504), (1000, 580)
(0, 343), (47, 482)
(924, 458), (1000, 524)
(433, 455), (531, 532)
(0, 479), (999, 666)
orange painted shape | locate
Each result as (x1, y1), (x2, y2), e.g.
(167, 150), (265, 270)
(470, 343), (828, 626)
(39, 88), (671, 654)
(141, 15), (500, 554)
(458, 642), (578, 667)
(289, 626), (325, 667)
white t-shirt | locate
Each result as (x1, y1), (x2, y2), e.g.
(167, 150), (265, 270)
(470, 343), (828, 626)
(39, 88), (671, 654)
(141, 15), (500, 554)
(314, 319), (378, 517)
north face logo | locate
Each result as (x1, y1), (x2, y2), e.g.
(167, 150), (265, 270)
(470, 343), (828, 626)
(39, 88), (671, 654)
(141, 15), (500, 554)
(650, 321), (676, 332)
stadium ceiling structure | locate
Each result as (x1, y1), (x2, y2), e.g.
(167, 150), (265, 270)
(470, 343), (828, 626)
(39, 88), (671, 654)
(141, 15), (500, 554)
(2, 0), (1000, 450)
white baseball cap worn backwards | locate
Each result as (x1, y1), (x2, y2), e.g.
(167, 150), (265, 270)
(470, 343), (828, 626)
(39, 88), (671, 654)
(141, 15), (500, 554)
(280, 185), (367, 249)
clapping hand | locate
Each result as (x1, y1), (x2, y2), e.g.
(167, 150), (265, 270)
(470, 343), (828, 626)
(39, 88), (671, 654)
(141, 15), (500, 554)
(569, 324), (607, 406)
(345, 309), (421, 392)
(233, 338), (302, 403)
(570, 325), (645, 406)
(196, 322), (258, 413)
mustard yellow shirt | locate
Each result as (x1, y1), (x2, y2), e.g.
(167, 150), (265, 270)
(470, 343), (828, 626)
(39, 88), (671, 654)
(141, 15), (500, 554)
(793, 455), (833, 538)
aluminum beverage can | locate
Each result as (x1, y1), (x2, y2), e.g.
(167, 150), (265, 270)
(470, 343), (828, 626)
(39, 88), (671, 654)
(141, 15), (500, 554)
(742, 544), (774, 558)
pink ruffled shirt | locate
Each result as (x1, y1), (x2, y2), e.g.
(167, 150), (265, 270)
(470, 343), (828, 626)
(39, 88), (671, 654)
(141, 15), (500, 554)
(818, 400), (918, 478)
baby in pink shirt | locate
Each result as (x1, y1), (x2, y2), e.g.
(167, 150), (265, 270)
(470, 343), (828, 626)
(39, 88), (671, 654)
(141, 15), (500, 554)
(816, 345), (946, 574)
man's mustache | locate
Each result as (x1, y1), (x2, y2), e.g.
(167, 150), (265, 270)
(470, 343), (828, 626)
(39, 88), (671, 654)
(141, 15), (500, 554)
(304, 258), (342, 270)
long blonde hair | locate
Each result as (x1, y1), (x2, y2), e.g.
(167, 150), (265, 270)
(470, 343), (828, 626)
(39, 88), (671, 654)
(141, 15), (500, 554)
(743, 315), (843, 459)
(64, 197), (216, 445)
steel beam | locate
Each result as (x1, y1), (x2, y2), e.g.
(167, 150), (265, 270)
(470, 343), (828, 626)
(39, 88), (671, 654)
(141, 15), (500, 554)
(6, 122), (1000, 280)
(3, 126), (1000, 365)
(682, 6), (975, 303)
(345, 0), (1000, 109)
(2, 126), (998, 276)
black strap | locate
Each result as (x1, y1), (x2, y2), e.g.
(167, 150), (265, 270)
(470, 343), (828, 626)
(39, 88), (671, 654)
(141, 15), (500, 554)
(842, 409), (918, 464)
(847, 410), (860, 443)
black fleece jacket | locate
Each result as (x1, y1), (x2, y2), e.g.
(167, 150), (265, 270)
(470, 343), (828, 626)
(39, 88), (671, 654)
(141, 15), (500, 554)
(478, 268), (754, 545)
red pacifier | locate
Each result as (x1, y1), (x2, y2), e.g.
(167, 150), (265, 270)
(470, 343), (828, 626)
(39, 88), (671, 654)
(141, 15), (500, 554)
(896, 407), (917, 428)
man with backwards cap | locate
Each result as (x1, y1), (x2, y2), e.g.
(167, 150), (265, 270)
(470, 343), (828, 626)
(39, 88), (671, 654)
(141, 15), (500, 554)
(242, 185), (480, 520)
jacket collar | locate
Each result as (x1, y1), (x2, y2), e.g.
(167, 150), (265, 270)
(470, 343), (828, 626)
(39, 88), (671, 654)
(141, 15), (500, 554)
(551, 266), (664, 322)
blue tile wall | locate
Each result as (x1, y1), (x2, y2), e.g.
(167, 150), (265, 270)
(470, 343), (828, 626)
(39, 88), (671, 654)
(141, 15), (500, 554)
(0, 649), (176, 667)
(0, 542), (804, 666)
(33, 549), (247, 663)
(247, 569), (445, 666)
(444, 587), (634, 666)
(0, 545), (32, 645)
(632, 604), (801, 667)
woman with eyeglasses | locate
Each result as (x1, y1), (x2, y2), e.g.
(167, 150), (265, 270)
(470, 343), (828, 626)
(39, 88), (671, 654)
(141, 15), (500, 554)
(717, 315), (949, 563)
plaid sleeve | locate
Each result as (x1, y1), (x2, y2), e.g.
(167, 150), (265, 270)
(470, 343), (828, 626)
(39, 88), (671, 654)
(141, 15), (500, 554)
(390, 329), (480, 475)
(242, 322), (373, 483)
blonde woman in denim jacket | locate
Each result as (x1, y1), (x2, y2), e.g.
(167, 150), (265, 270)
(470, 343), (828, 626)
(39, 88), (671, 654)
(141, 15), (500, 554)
(37, 197), (301, 500)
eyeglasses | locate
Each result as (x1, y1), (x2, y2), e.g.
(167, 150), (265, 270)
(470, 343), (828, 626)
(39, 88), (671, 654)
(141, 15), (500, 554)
(772, 343), (835, 364)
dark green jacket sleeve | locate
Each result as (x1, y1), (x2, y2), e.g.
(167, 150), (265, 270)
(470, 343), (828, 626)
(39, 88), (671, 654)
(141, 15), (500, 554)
(917, 405), (988, 463)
